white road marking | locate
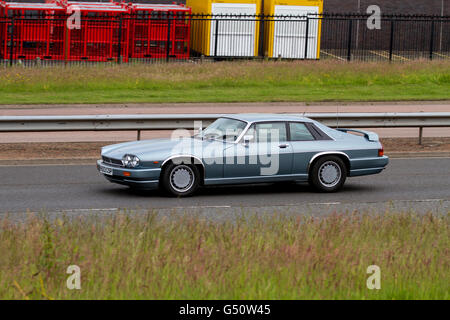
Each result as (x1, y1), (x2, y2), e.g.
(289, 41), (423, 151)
(407, 199), (445, 202)
(15, 199), (446, 215)
(0, 162), (96, 167)
(173, 206), (232, 209)
(62, 208), (120, 212)
(307, 202), (342, 205)
(390, 157), (450, 160)
(20, 208), (120, 214)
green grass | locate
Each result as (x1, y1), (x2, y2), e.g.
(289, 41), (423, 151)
(0, 211), (448, 299)
(0, 60), (449, 104)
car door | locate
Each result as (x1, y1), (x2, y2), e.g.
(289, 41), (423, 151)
(288, 122), (321, 177)
(224, 122), (293, 179)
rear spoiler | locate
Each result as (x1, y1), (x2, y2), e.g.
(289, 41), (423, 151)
(336, 128), (379, 142)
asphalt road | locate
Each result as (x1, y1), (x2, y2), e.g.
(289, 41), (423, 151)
(0, 158), (449, 218)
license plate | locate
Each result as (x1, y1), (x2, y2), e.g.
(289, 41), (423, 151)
(99, 165), (113, 176)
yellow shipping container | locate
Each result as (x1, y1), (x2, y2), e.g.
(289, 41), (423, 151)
(186, 0), (262, 56)
(263, 0), (324, 59)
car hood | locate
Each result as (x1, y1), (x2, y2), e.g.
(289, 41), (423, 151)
(102, 137), (225, 162)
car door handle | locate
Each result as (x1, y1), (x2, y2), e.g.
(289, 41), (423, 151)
(279, 144), (289, 149)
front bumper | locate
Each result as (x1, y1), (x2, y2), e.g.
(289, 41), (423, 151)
(97, 160), (161, 190)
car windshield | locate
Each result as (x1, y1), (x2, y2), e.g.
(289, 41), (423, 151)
(196, 118), (247, 142)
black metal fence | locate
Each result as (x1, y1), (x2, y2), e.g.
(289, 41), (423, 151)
(0, 13), (448, 66)
(320, 14), (450, 61)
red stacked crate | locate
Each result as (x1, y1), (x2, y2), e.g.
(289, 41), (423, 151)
(1, 1), (192, 62)
(127, 3), (191, 60)
(45, 1), (118, 7)
(0, 1), (66, 61)
(64, 2), (130, 62)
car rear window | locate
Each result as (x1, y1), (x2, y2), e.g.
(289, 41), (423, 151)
(289, 122), (315, 141)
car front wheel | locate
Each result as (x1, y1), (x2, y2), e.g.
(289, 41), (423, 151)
(309, 156), (347, 192)
(161, 162), (200, 197)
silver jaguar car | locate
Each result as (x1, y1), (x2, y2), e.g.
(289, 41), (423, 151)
(97, 114), (389, 196)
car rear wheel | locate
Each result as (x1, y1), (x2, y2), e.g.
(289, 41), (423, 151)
(309, 156), (347, 192)
(161, 162), (200, 197)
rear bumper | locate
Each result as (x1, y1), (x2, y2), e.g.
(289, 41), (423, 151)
(97, 160), (161, 190)
(349, 156), (389, 177)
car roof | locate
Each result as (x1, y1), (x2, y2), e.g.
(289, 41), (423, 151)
(223, 113), (314, 123)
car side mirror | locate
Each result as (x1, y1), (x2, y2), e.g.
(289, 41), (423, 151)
(243, 135), (254, 146)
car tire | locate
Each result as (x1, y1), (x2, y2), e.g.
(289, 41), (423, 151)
(309, 156), (347, 192)
(161, 162), (200, 197)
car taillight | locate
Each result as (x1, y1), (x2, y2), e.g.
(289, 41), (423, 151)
(378, 147), (384, 157)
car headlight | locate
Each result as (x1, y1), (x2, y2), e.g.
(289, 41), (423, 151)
(122, 154), (140, 168)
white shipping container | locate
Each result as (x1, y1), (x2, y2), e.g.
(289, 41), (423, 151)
(272, 5), (320, 59)
(210, 3), (257, 56)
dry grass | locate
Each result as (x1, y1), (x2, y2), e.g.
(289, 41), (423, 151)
(0, 212), (448, 299)
(0, 60), (448, 104)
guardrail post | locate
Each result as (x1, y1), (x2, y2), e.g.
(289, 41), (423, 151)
(419, 127), (423, 145)
(347, 19), (353, 62)
(9, 17), (14, 67)
(137, 130), (141, 141)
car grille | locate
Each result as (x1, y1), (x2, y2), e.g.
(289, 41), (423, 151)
(102, 156), (123, 167)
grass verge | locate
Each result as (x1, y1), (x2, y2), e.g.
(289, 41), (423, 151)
(0, 212), (448, 299)
(0, 60), (449, 104)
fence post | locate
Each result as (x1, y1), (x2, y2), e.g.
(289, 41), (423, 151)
(9, 17), (14, 67)
(304, 16), (309, 59)
(258, 14), (265, 58)
(166, 13), (172, 62)
(214, 18), (220, 58)
(429, 20), (435, 60)
(389, 20), (395, 61)
(117, 14), (123, 64)
(260, 0), (265, 57)
(347, 19), (353, 61)
(64, 17), (69, 66)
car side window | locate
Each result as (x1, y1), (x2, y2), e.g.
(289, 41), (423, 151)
(289, 122), (315, 141)
(254, 122), (287, 143)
